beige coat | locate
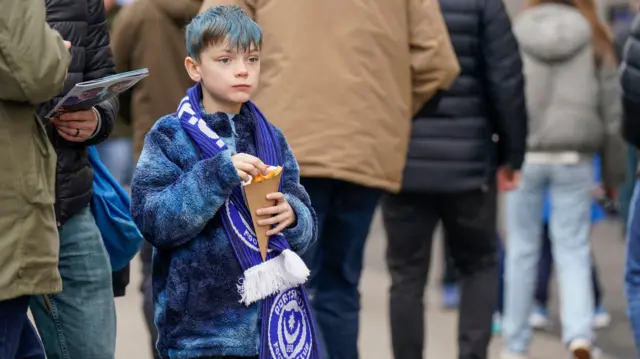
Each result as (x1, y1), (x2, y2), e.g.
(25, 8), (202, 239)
(111, 0), (202, 161)
(201, 0), (459, 191)
(0, 0), (70, 300)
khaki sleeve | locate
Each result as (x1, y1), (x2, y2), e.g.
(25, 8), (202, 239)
(408, 0), (460, 114)
(0, 0), (70, 104)
(199, 0), (256, 18)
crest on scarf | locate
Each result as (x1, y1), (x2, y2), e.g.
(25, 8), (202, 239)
(269, 289), (312, 359)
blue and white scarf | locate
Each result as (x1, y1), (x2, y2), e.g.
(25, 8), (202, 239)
(178, 83), (319, 359)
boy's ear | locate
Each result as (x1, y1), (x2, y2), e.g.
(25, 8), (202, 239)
(185, 57), (202, 83)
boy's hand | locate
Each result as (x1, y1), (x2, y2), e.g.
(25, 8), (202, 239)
(231, 153), (268, 182)
(257, 192), (296, 236)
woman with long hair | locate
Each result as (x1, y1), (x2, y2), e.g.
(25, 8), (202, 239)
(502, 0), (625, 358)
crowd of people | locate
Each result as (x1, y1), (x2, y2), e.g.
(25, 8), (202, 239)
(4, 0), (640, 359)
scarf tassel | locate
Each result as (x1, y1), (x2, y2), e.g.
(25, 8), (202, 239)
(238, 249), (310, 306)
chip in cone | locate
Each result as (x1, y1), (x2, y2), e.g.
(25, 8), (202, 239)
(243, 166), (283, 261)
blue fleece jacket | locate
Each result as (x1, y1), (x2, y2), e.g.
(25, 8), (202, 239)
(130, 104), (317, 359)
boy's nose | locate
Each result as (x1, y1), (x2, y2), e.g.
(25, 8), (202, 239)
(235, 63), (249, 78)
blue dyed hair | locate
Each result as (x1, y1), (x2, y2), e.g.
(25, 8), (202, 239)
(186, 5), (263, 60)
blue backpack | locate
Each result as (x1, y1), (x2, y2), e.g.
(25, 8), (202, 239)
(88, 146), (143, 271)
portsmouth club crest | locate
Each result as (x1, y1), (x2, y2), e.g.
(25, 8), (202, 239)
(269, 288), (312, 359)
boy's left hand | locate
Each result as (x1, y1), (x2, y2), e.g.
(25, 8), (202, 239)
(257, 192), (296, 236)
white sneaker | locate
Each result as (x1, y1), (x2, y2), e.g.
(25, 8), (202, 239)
(592, 306), (611, 329)
(569, 338), (598, 359)
(500, 351), (528, 359)
(529, 309), (549, 330)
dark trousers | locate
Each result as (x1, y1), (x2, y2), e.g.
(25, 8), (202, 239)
(300, 178), (382, 359)
(442, 241), (459, 286)
(382, 187), (498, 359)
(535, 224), (603, 308)
(140, 241), (161, 359)
(0, 296), (45, 359)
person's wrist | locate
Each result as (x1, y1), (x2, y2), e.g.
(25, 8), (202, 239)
(88, 107), (102, 139)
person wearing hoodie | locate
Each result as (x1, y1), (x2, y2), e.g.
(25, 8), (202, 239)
(110, 1), (201, 356)
(503, 1), (625, 358)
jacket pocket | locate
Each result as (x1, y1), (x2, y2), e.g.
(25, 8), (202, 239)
(21, 115), (56, 205)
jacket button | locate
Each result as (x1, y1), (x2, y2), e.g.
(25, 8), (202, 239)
(57, 221), (61, 227)
(492, 134), (499, 143)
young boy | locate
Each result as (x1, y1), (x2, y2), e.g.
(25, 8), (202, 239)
(131, 6), (319, 359)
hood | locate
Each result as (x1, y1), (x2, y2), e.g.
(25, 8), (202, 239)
(514, 4), (592, 61)
(155, 0), (203, 22)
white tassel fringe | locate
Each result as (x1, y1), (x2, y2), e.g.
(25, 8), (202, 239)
(238, 249), (310, 306)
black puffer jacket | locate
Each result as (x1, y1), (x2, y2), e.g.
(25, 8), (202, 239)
(401, 0), (527, 193)
(39, 0), (117, 226)
(621, 14), (640, 149)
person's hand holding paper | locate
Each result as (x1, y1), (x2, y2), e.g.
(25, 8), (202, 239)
(50, 108), (99, 142)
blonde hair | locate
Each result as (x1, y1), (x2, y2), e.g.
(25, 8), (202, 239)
(527, 0), (616, 63)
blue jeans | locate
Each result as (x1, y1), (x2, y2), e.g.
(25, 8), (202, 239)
(625, 180), (640, 356)
(496, 235), (505, 315)
(535, 224), (602, 308)
(30, 207), (116, 359)
(620, 145), (638, 227)
(300, 178), (381, 359)
(0, 296), (45, 359)
(96, 138), (134, 187)
(503, 162), (594, 354)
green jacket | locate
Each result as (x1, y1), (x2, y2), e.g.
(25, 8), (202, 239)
(0, 0), (70, 300)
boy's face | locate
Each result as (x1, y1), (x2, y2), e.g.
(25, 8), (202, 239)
(185, 40), (260, 112)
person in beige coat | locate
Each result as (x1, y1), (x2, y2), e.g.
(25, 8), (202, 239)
(197, 1), (460, 357)
(0, 0), (70, 356)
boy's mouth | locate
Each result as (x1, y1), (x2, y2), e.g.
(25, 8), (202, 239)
(233, 85), (251, 89)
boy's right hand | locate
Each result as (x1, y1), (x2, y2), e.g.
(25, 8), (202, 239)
(231, 153), (268, 182)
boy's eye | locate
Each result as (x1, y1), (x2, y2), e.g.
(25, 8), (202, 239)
(219, 58), (231, 64)
(248, 57), (260, 63)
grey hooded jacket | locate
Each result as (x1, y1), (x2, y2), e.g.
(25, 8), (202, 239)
(514, 3), (625, 186)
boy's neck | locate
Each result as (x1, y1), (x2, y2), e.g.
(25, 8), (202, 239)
(202, 89), (242, 114)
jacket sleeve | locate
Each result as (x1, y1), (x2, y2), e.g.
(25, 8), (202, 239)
(408, 0), (460, 114)
(274, 128), (317, 255)
(0, 0), (70, 104)
(598, 57), (626, 188)
(481, 0), (528, 170)
(83, 0), (117, 145)
(131, 122), (242, 249)
(621, 16), (640, 149)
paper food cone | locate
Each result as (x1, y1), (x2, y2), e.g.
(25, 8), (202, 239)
(243, 170), (283, 261)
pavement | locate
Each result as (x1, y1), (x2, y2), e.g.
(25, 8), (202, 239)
(114, 206), (633, 359)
